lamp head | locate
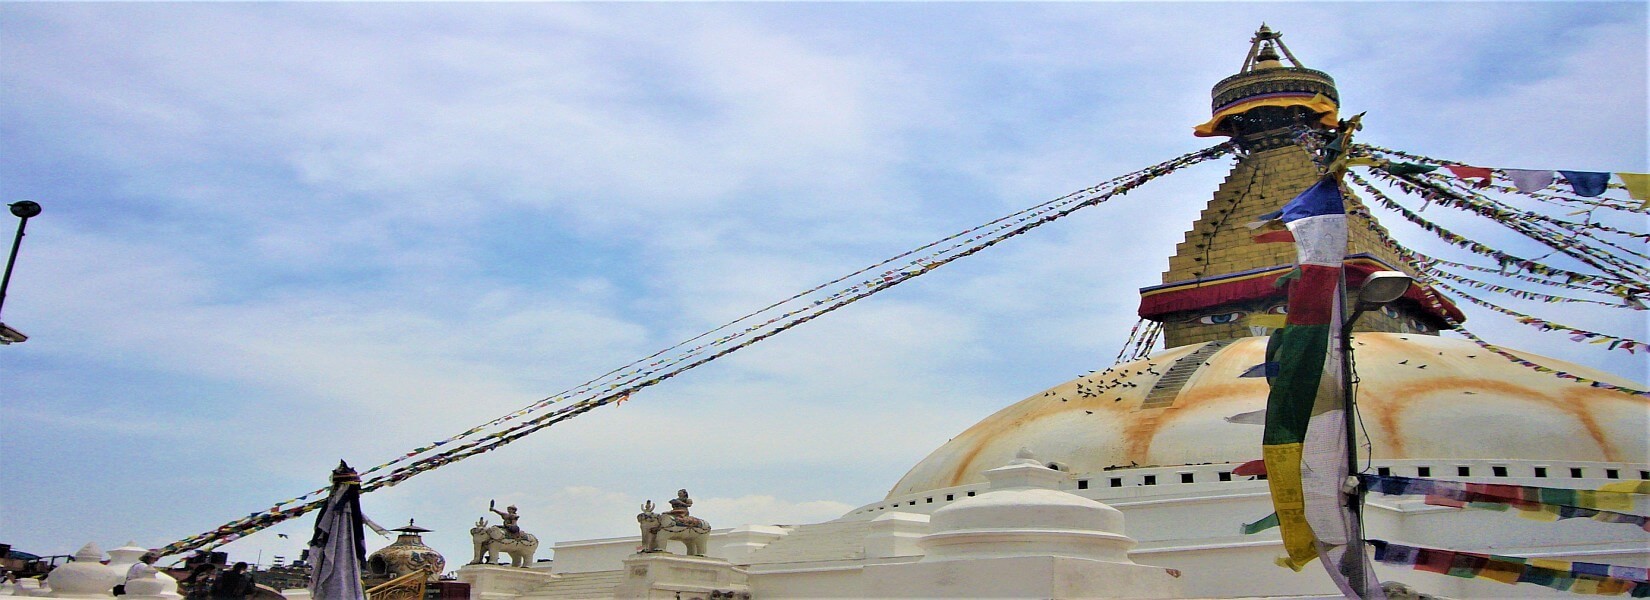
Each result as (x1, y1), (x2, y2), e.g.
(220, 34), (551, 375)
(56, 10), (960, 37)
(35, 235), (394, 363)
(1357, 271), (1414, 307)
(8, 201), (41, 219)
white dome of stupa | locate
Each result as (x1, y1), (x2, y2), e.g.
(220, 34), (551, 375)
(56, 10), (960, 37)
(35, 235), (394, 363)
(889, 333), (1647, 498)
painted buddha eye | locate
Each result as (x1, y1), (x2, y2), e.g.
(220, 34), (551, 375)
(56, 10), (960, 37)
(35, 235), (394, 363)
(1266, 305), (1288, 314)
(1410, 319), (1431, 333)
(1381, 305), (1401, 319)
(1195, 311), (1245, 325)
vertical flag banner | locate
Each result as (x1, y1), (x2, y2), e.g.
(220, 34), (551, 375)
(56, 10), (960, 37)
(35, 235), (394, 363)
(1261, 176), (1380, 597)
(308, 461), (368, 600)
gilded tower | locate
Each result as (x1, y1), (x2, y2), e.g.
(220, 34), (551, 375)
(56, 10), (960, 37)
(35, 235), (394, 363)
(1139, 26), (1460, 349)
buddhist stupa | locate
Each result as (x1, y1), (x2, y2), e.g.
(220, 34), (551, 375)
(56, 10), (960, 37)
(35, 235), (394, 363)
(459, 25), (1649, 600)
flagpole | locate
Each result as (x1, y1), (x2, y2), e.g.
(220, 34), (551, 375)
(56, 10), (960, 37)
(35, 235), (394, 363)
(1340, 274), (1369, 597)
(1328, 113), (1372, 598)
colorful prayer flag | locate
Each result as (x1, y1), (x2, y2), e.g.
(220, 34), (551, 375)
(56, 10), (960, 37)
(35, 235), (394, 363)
(1445, 165), (1493, 187)
(1615, 172), (1649, 207)
(1372, 540), (1650, 596)
(1382, 162), (1438, 176)
(1559, 170), (1611, 197)
(1259, 176), (1379, 597)
(1505, 169), (1555, 193)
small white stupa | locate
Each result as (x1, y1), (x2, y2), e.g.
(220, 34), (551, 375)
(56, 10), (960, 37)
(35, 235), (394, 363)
(863, 448), (1183, 599)
(41, 543), (119, 598)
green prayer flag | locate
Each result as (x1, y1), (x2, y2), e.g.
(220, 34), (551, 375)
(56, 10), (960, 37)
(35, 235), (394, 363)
(1384, 162), (1439, 175)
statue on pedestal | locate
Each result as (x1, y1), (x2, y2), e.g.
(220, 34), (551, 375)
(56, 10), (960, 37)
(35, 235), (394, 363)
(637, 490), (712, 556)
(488, 501), (524, 539)
(469, 501), (539, 568)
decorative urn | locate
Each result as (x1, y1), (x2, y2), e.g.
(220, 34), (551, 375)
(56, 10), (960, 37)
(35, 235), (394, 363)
(367, 520), (446, 583)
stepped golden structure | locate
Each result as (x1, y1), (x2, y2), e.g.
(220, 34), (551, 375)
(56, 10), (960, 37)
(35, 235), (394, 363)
(1143, 25), (1459, 348)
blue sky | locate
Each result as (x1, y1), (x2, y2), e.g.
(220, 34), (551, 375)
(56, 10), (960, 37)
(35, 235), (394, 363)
(1, 2), (1644, 569)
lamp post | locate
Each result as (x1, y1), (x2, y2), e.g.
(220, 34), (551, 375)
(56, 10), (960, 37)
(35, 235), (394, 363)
(0, 200), (42, 344)
(1340, 269), (1413, 596)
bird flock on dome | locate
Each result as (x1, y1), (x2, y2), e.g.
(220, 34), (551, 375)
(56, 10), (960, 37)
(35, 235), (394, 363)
(158, 127), (1646, 574)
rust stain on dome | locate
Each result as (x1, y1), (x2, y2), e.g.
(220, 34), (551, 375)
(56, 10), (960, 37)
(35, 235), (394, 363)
(1368, 377), (1582, 458)
(890, 334), (1647, 499)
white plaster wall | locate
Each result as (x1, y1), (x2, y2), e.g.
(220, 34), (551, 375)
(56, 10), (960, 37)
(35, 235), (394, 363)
(745, 565), (864, 599)
(551, 530), (746, 574)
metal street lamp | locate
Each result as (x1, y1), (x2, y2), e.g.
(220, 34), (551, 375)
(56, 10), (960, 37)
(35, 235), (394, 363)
(1352, 271), (1415, 317)
(0, 200), (42, 345)
(1340, 269), (1413, 597)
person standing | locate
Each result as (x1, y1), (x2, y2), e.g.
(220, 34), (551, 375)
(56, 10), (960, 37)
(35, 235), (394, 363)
(179, 564), (217, 600)
(209, 562), (255, 599)
(116, 552), (162, 596)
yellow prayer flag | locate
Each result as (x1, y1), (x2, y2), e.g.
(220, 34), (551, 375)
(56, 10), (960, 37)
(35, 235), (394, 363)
(1597, 579), (1633, 595)
(1515, 504), (1561, 522)
(1597, 480), (1650, 494)
(1577, 490), (1634, 511)
(1529, 558), (1572, 572)
(1479, 560), (1524, 585)
(1617, 172), (1650, 207)
(1570, 577), (1600, 595)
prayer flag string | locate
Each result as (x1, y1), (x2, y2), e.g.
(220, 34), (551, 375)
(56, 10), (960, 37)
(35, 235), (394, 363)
(1368, 540), (1650, 596)
(157, 143), (1233, 558)
(1339, 178), (1649, 397)
(1423, 266), (1629, 307)
(1361, 473), (1649, 529)
(1422, 255), (1645, 299)
(1428, 280), (1644, 353)
(1346, 172), (1647, 297)
(1367, 169), (1647, 280)
(1356, 144), (1648, 213)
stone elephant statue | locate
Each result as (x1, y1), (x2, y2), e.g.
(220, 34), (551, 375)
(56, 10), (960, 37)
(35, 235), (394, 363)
(469, 518), (539, 567)
(637, 500), (712, 556)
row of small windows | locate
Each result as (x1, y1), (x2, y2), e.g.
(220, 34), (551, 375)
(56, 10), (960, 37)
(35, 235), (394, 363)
(1083, 470), (1259, 489)
(862, 466), (1649, 514)
(1376, 466), (1648, 480)
(868, 491), (981, 512)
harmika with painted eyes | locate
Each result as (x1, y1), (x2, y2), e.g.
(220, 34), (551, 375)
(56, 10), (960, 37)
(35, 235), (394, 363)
(1184, 300), (1435, 335)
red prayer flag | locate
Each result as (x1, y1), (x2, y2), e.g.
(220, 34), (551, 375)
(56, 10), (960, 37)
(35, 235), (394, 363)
(1416, 548), (1456, 574)
(1252, 229), (1296, 244)
(1233, 459), (1267, 476)
(1445, 165), (1494, 187)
